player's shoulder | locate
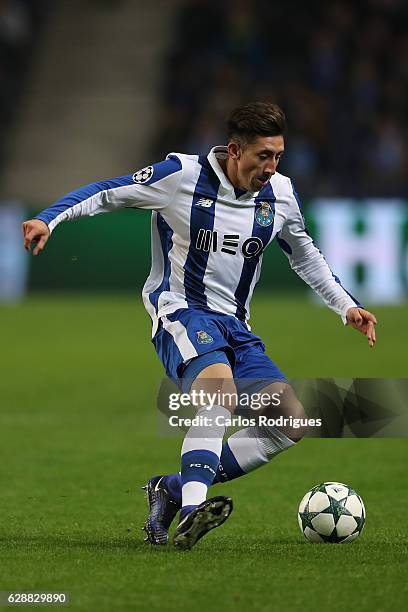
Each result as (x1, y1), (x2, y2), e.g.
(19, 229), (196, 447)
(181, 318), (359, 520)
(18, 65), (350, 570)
(165, 152), (201, 170)
(163, 152), (207, 184)
(133, 153), (185, 186)
(132, 152), (200, 192)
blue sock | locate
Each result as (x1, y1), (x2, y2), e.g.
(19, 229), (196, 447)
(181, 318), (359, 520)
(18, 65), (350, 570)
(179, 405), (229, 515)
(180, 449), (220, 511)
(165, 428), (294, 506)
(213, 440), (245, 483)
(164, 440), (245, 504)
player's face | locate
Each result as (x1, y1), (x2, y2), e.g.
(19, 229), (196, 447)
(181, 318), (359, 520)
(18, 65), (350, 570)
(228, 135), (285, 192)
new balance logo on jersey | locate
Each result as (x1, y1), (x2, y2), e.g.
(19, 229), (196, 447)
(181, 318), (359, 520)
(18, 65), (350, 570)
(196, 229), (264, 259)
(196, 198), (215, 207)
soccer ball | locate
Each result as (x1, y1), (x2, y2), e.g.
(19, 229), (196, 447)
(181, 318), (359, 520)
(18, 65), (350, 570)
(298, 481), (366, 543)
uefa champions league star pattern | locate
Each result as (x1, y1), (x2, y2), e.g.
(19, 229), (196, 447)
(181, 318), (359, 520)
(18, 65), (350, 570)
(298, 482), (366, 543)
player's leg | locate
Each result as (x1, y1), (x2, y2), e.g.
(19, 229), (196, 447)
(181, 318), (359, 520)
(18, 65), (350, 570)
(161, 339), (307, 489)
(163, 380), (306, 491)
(206, 314), (307, 482)
(213, 380), (308, 484)
(173, 360), (235, 549)
(143, 309), (235, 546)
(179, 362), (236, 514)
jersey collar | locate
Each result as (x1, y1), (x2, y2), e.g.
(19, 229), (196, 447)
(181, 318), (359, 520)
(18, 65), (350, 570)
(207, 146), (256, 200)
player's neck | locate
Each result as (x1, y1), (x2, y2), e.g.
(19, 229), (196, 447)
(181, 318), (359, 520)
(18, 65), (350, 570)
(219, 157), (242, 191)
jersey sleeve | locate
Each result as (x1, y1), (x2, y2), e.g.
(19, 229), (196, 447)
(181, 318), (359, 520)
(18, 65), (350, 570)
(277, 181), (362, 323)
(35, 155), (183, 234)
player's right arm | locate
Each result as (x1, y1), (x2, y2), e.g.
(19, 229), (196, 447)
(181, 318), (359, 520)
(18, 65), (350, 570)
(22, 155), (182, 255)
(22, 218), (50, 255)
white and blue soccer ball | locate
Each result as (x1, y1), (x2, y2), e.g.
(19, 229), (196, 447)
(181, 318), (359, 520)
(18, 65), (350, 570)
(298, 482), (366, 543)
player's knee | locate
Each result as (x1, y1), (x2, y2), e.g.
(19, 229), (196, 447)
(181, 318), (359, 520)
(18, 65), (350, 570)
(283, 394), (308, 442)
(286, 418), (308, 443)
(262, 382), (308, 442)
(190, 362), (237, 413)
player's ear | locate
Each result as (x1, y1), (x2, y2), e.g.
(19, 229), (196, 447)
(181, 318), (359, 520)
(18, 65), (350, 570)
(228, 141), (241, 160)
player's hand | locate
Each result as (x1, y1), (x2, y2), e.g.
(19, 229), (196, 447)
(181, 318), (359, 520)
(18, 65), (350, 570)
(346, 307), (377, 348)
(22, 219), (50, 255)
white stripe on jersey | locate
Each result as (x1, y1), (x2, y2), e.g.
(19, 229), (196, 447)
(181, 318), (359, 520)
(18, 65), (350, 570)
(156, 156), (203, 315)
(141, 211), (164, 335)
(203, 193), (255, 317)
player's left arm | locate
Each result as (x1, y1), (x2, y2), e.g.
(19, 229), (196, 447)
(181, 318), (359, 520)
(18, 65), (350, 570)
(277, 181), (378, 348)
(345, 307), (377, 348)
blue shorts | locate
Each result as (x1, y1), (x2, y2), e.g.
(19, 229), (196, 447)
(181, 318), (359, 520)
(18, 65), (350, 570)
(152, 307), (287, 394)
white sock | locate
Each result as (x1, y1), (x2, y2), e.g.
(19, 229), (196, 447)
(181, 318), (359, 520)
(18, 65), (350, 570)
(225, 424), (295, 474)
(180, 405), (230, 508)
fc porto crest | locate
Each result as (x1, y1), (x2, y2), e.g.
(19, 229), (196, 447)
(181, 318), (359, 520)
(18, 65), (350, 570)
(255, 201), (274, 227)
(196, 330), (214, 344)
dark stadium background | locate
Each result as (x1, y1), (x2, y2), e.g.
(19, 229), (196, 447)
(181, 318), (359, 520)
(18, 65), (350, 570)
(0, 1), (407, 611)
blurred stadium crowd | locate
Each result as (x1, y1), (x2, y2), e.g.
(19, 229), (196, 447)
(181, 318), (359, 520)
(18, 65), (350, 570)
(155, 0), (407, 198)
(0, 0), (48, 167)
(0, 0), (407, 200)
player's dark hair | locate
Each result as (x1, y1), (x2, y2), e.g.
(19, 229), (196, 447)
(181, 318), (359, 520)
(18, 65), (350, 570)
(227, 102), (286, 146)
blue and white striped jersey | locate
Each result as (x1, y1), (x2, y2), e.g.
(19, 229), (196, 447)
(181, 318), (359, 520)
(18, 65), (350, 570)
(36, 146), (360, 335)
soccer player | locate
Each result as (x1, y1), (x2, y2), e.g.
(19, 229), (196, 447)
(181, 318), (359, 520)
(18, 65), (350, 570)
(22, 102), (377, 550)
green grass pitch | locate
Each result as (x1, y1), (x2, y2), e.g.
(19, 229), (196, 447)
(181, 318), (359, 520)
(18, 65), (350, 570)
(0, 294), (407, 611)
